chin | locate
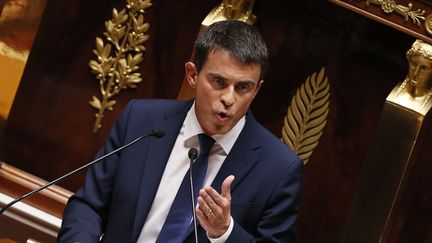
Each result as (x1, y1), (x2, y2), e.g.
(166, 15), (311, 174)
(207, 127), (228, 135)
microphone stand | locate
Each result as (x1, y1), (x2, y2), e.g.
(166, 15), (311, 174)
(0, 129), (165, 215)
(188, 148), (199, 243)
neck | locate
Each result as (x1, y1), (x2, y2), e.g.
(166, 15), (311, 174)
(406, 83), (429, 98)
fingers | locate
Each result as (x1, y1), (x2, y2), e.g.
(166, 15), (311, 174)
(195, 175), (235, 237)
(199, 188), (221, 216)
(200, 175), (235, 210)
(197, 196), (216, 218)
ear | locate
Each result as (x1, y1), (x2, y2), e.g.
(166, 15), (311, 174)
(253, 80), (264, 97)
(185, 62), (198, 88)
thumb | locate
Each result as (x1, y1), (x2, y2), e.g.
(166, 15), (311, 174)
(221, 175), (235, 200)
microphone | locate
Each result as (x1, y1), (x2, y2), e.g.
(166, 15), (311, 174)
(188, 148), (199, 243)
(0, 129), (165, 215)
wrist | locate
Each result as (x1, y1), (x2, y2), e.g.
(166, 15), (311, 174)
(207, 216), (234, 243)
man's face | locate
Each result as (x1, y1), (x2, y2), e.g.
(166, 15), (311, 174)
(408, 54), (432, 88)
(186, 49), (263, 135)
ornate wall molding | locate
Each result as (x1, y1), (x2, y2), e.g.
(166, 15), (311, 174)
(362, 0), (426, 25)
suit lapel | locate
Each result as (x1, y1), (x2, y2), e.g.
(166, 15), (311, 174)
(184, 111), (261, 238)
(131, 100), (193, 241)
(210, 128), (260, 194)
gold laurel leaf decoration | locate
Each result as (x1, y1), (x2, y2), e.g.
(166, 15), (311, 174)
(89, 0), (152, 133)
(282, 67), (330, 165)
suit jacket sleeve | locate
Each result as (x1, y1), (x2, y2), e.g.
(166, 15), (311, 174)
(57, 101), (134, 242)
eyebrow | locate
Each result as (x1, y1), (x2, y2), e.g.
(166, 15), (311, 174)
(207, 72), (259, 84)
(208, 72), (226, 80)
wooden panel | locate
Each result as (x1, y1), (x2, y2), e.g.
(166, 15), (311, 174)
(0, 201), (58, 243)
(380, 113), (432, 243)
(0, 200), (58, 243)
(0, 162), (72, 218)
(0, 162), (70, 243)
(330, 0), (432, 43)
(0, 0), (219, 191)
(249, 2), (413, 241)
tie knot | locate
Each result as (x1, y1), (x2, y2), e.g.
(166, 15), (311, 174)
(198, 133), (215, 156)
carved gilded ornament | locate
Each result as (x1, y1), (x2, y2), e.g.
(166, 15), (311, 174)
(406, 38), (432, 61)
(89, 0), (152, 133)
(360, 0), (425, 25)
(425, 14), (432, 35)
(202, 0), (256, 26)
(387, 39), (432, 115)
(281, 68), (330, 165)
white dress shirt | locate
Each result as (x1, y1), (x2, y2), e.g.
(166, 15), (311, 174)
(137, 102), (245, 243)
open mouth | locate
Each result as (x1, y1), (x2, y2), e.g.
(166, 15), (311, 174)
(217, 112), (229, 120)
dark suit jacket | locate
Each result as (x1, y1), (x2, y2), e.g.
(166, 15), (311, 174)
(58, 99), (303, 243)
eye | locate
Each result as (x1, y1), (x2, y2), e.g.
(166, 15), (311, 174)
(236, 83), (252, 92)
(420, 65), (431, 71)
(213, 78), (226, 87)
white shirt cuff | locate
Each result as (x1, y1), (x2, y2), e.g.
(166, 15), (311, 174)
(207, 216), (234, 243)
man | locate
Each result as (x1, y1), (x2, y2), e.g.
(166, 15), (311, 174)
(58, 20), (303, 242)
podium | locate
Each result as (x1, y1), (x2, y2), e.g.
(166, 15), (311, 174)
(0, 162), (72, 243)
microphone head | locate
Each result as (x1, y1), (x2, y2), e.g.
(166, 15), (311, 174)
(153, 129), (166, 138)
(188, 148), (198, 160)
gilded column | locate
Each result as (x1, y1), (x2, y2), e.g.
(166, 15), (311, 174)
(340, 39), (432, 243)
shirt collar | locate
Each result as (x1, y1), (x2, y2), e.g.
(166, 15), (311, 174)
(183, 102), (245, 155)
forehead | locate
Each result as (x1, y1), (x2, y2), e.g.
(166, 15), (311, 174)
(201, 49), (261, 80)
(409, 54), (432, 66)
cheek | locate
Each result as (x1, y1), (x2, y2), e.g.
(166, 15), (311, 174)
(409, 65), (418, 74)
(423, 69), (432, 76)
(417, 70), (431, 79)
(235, 97), (254, 113)
(196, 87), (218, 110)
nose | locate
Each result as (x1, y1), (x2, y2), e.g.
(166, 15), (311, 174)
(414, 65), (421, 77)
(220, 86), (235, 108)
(409, 64), (421, 80)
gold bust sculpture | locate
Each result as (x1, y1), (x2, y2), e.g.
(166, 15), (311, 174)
(387, 39), (432, 115)
(202, 0), (256, 26)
